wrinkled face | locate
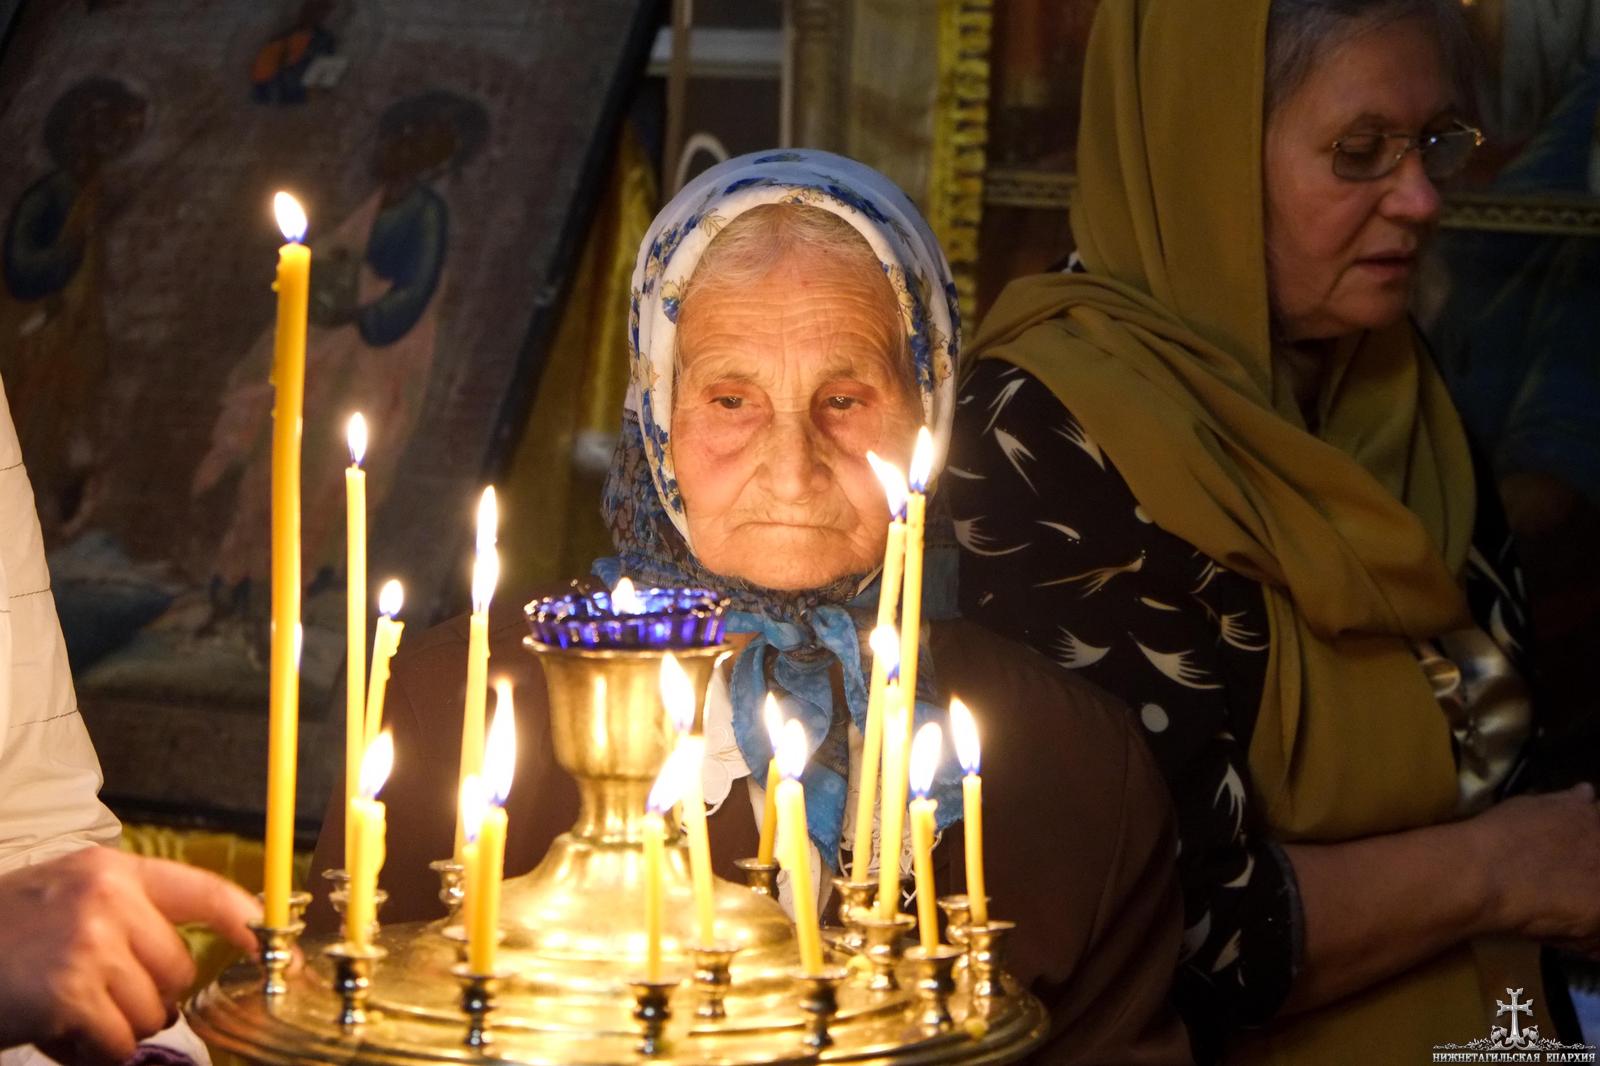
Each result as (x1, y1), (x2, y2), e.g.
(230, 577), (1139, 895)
(671, 246), (921, 590)
(1264, 18), (1452, 341)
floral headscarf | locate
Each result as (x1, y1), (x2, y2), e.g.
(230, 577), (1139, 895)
(600, 149), (964, 871)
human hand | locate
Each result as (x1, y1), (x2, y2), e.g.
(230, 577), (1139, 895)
(0, 848), (261, 1065)
(1475, 783), (1600, 954)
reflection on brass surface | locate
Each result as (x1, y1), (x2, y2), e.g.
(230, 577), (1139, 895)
(191, 639), (1048, 1062)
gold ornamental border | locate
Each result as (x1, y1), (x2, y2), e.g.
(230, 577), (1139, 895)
(983, 168), (1600, 237)
(928, 0), (994, 326)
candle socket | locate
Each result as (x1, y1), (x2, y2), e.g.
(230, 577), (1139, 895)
(321, 867), (350, 898)
(324, 942), (385, 1028)
(829, 877), (877, 955)
(965, 919), (1016, 1005)
(856, 913), (916, 992)
(936, 893), (988, 951)
(429, 859), (466, 923)
(904, 945), (962, 1032)
(247, 890), (310, 997)
(627, 978), (679, 1056)
(451, 963), (506, 1049)
(326, 887), (389, 941)
(793, 966), (849, 1050)
(733, 857), (779, 898)
(689, 944), (739, 1021)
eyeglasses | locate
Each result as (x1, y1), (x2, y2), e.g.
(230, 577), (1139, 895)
(1329, 121), (1484, 182)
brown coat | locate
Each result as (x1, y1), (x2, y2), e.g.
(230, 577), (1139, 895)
(310, 607), (1193, 1065)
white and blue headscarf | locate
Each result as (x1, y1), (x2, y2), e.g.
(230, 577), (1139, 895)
(599, 149), (964, 871)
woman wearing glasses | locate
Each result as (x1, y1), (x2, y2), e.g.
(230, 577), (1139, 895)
(949, 0), (1600, 1063)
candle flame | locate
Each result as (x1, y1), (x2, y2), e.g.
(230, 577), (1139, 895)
(949, 697), (981, 775)
(359, 731), (394, 800)
(611, 576), (643, 614)
(461, 774), (487, 845)
(471, 546), (499, 613)
(273, 191), (307, 243)
(485, 680), (517, 805)
(762, 693), (784, 754)
(776, 718), (810, 781)
(865, 451), (909, 520)
(909, 426), (935, 493)
(475, 486), (498, 557)
(909, 721), (943, 799)
(659, 653), (695, 733)
(646, 743), (693, 814)
(346, 413), (367, 465)
(869, 624), (900, 681)
(378, 578), (403, 617)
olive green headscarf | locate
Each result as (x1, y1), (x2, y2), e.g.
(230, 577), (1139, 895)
(968, 0), (1497, 1058)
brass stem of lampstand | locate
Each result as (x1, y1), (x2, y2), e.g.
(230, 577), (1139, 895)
(794, 967), (849, 1050)
(324, 942), (385, 1028)
(689, 944), (739, 1021)
(429, 859), (466, 923)
(733, 856), (780, 898)
(905, 945), (963, 1033)
(964, 920), (1016, 1006)
(830, 877), (877, 955)
(628, 978), (680, 1056)
(451, 963), (507, 1048)
(857, 913), (916, 993)
(247, 890), (310, 997)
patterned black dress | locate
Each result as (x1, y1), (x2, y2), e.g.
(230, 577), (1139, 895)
(948, 357), (1532, 1061)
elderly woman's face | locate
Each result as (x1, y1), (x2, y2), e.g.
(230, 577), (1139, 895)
(671, 247), (921, 590)
(1264, 18), (1450, 342)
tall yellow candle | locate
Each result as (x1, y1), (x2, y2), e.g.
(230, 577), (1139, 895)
(643, 748), (691, 981)
(949, 698), (988, 926)
(343, 414), (367, 872)
(775, 718), (824, 975)
(264, 191), (309, 928)
(345, 732), (392, 950)
(899, 427), (934, 720)
(459, 775), (484, 948)
(756, 694), (784, 866)
(661, 654), (715, 945)
(466, 682), (516, 973)
(876, 684), (906, 920)
(852, 624), (900, 880)
(908, 722), (943, 953)
(455, 487), (498, 859)
(363, 580), (405, 747)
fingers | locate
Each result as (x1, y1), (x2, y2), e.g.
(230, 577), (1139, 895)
(101, 949), (171, 1044)
(38, 986), (138, 1066)
(119, 884), (198, 1002)
(134, 854), (262, 955)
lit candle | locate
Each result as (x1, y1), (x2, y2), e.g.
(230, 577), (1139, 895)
(345, 731), (393, 950)
(755, 694), (784, 866)
(643, 745), (692, 981)
(899, 428), (934, 714)
(949, 698), (987, 927)
(264, 191), (309, 928)
(908, 722), (943, 953)
(465, 683), (515, 973)
(363, 580), (404, 747)
(876, 677), (906, 920)
(343, 414), (367, 874)
(661, 654), (715, 946)
(459, 775), (485, 947)
(851, 625), (899, 881)
(775, 718), (825, 975)
(611, 576), (643, 613)
(455, 487), (498, 859)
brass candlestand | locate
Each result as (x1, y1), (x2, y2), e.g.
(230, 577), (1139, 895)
(190, 590), (1047, 1063)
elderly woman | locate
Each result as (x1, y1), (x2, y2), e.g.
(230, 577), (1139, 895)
(949, 1), (1600, 1063)
(310, 150), (1193, 1063)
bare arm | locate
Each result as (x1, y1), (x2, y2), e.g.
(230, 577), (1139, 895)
(1283, 784), (1600, 1014)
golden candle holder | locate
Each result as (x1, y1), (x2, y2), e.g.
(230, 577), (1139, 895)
(246, 889), (310, 997)
(428, 859), (465, 923)
(324, 942), (385, 1028)
(733, 857), (779, 898)
(828, 877), (877, 955)
(904, 945), (962, 1033)
(689, 944), (738, 1020)
(190, 592), (1047, 1063)
(965, 920), (1016, 1005)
